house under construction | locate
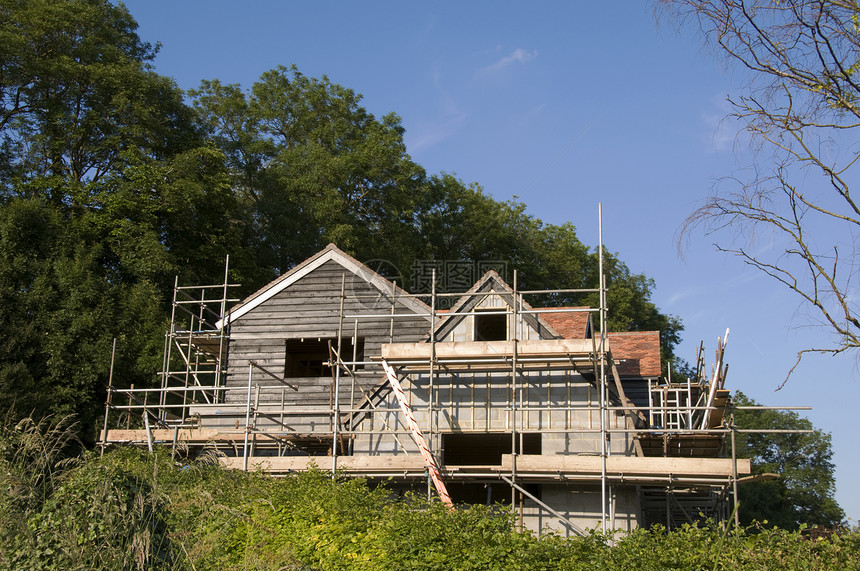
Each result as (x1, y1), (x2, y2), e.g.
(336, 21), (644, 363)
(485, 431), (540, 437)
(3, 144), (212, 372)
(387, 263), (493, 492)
(101, 241), (749, 534)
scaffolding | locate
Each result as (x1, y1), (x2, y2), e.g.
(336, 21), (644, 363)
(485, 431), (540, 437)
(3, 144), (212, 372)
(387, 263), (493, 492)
(101, 215), (766, 534)
(101, 258), (241, 450)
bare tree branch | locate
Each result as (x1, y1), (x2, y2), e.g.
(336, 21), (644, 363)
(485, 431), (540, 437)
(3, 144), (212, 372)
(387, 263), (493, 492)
(664, 1), (860, 378)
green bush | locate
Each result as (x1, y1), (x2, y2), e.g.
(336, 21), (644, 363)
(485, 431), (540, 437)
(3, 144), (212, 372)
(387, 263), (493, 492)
(2, 437), (859, 570)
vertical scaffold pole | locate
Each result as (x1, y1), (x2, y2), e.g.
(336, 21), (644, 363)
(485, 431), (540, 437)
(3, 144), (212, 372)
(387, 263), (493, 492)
(731, 414), (740, 527)
(430, 269), (437, 456)
(217, 255), (230, 394)
(160, 276), (180, 413)
(511, 270), (519, 511)
(332, 275), (345, 476)
(242, 362), (253, 471)
(598, 203), (608, 531)
(100, 337), (117, 456)
(143, 399), (153, 453)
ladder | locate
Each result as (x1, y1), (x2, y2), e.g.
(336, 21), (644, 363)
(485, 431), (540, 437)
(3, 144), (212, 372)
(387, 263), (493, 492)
(648, 383), (691, 430)
(381, 360), (453, 508)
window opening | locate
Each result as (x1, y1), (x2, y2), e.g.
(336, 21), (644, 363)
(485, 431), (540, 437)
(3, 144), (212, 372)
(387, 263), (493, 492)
(284, 337), (364, 378)
(443, 433), (540, 466)
(474, 309), (507, 341)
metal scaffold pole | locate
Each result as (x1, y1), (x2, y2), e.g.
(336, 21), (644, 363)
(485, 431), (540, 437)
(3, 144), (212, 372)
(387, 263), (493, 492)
(731, 414), (740, 528)
(332, 275), (345, 476)
(598, 202), (608, 531)
(243, 362), (253, 471)
(100, 337), (117, 456)
(511, 270), (519, 513)
(160, 276), (180, 413)
(217, 255), (230, 393)
(430, 268), (437, 467)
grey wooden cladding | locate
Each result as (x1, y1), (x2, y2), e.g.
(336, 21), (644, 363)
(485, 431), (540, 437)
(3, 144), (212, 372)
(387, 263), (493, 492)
(224, 260), (429, 413)
(620, 379), (650, 409)
(225, 376), (361, 407)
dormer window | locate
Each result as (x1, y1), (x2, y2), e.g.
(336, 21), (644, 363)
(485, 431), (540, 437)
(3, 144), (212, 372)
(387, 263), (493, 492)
(474, 309), (507, 341)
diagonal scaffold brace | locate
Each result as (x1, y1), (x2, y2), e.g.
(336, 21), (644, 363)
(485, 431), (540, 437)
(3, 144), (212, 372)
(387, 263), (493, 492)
(381, 360), (453, 508)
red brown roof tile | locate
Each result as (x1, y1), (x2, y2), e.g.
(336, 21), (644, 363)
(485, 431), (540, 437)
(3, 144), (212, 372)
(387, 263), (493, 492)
(538, 307), (591, 339)
(607, 331), (661, 377)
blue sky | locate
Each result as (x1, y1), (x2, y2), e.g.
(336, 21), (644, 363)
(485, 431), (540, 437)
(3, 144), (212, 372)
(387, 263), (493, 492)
(122, 1), (859, 522)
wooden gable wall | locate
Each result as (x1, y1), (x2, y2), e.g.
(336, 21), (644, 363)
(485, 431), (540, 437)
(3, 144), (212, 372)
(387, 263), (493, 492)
(224, 259), (431, 407)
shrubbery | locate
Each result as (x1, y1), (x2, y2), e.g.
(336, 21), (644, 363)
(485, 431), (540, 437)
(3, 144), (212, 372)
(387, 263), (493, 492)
(1, 424), (858, 570)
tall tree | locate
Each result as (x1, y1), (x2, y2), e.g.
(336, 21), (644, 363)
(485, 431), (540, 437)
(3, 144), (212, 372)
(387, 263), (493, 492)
(412, 174), (683, 361)
(0, 0), (196, 195)
(0, 198), (167, 435)
(0, 0), (254, 441)
(663, 0), (860, 371)
(733, 391), (843, 529)
(191, 66), (429, 279)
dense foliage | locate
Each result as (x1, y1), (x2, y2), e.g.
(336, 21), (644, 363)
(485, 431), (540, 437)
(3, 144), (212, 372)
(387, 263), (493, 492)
(0, 0), (682, 443)
(0, 428), (857, 571)
(733, 392), (844, 529)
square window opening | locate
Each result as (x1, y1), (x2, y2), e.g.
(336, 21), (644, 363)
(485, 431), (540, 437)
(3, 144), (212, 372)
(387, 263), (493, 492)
(284, 337), (364, 378)
(474, 309), (507, 341)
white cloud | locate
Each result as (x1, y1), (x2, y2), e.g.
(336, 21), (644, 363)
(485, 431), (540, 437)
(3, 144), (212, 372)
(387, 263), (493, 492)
(484, 48), (537, 72)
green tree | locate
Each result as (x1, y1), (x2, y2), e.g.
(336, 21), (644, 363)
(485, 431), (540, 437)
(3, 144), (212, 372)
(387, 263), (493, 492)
(0, 198), (168, 436)
(732, 391), (844, 529)
(191, 66), (429, 279)
(0, 0), (196, 194)
(0, 0), (257, 441)
(412, 174), (683, 361)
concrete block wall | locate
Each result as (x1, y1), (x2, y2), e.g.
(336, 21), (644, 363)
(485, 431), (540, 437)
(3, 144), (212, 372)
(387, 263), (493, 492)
(523, 484), (639, 535)
(352, 369), (637, 457)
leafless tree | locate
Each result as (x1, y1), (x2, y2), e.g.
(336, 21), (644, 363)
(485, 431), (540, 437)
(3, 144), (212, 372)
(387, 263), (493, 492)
(663, 0), (860, 374)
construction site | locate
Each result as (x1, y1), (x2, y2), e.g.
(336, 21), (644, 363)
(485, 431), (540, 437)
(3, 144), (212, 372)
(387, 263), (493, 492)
(101, 229), (753, 535)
